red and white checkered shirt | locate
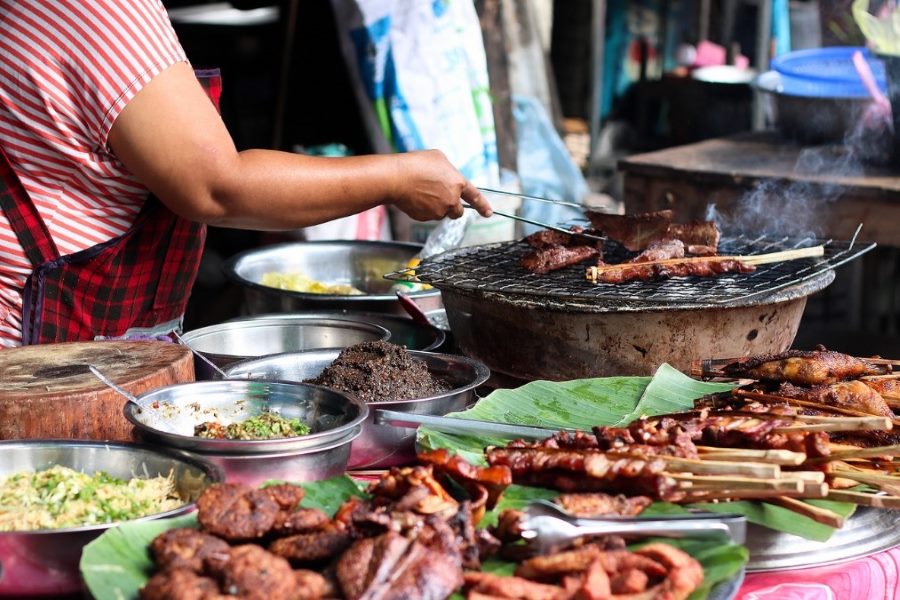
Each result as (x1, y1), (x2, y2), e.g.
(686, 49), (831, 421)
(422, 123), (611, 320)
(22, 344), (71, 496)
(0, 0), (187, 346)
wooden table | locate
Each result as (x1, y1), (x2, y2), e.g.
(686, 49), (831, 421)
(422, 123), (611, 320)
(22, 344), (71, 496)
(619, 131), (900, 247)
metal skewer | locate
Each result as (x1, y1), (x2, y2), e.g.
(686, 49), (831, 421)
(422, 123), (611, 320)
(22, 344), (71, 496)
(464, 206), (607, 244)
(477, 186), (589, 210)
(374, 409), (563, 439)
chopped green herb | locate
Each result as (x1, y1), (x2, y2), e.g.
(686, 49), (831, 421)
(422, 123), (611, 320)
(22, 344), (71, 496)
(194, 411), (311, 440)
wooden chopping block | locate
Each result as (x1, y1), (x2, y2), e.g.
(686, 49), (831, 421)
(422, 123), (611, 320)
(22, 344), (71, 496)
(0, 340), (195, 441)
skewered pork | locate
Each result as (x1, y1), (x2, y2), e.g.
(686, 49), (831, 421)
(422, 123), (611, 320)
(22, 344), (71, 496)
(587, 258), (755, 284)
(722, 348), (891, 385)
(485, 446), (680, 499)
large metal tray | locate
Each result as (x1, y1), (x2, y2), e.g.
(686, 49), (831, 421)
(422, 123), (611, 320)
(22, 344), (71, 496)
(746, 507), (900, 572)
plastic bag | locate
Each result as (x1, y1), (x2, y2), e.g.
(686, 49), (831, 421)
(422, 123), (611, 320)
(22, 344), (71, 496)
(513, 95), (590, 234)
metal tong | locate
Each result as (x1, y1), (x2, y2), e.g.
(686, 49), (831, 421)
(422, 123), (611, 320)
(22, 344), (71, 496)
(520, 500), (746, 554)
(374, 409), (565, 439)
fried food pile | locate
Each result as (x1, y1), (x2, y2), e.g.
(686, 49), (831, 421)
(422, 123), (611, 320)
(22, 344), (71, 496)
(140, 450), (705, 600)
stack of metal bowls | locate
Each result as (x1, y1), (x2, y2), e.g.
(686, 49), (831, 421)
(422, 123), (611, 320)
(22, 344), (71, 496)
(223, 240), (442, 316)
(0, 440), (222, 597)
(124, 380), (367, 486)
(223, 349), (490, 469)
(180, 317), (391, 379)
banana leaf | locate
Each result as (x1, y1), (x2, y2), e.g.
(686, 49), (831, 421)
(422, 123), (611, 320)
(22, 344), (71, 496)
(81, 478), (746, 600)
(416, 364), (855, 541)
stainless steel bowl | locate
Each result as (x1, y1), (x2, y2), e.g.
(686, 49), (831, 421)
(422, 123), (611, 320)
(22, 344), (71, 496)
(227, 312), (446, 352)
(0, 440), (222, 598)
(223, 240), (443, 316)
(180, 317), (391, 379)
(125, 380), (367, 486)
(224, 350), (490, 469)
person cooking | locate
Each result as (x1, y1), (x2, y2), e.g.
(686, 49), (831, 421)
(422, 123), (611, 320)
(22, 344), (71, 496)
(0, 0), (492, 347)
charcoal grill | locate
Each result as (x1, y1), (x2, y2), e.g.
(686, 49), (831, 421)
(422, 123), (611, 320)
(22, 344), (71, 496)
(408, 235), (875, 380)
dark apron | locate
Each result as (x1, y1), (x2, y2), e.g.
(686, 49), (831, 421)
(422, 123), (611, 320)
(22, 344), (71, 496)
(0, 69), (220, 345)
(0, 148), (205, 344)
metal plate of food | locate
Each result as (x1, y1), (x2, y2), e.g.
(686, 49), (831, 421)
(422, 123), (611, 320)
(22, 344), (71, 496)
(227, 311), (446, 351)
(746, 507), (900, 572)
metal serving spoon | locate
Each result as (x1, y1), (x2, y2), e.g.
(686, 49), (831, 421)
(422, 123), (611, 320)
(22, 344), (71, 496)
(520, 500), (746, 554)
(88, 365), (180, 433)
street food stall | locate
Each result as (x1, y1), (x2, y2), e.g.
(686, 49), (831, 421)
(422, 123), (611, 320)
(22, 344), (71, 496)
(4, 1), (900, 600)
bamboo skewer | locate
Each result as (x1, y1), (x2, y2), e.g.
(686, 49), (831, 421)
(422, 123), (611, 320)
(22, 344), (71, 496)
(773, 416), (892, 433)
(807, 444), (900, 464)
(684, 482), (828, 501)
(695, 446), (807, 465)
(827, 490), (900, 509)
(734, 389), (900, 427)
(671, 474), (803, 493)
(832, 468), (900, 496)
(630, 455), (782, 478)
(769, 496), (847, 528)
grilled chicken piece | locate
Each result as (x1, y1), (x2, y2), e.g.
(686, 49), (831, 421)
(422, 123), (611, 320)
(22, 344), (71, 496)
(520, 245), (600, 274)
(464, 572), (566, 600)
(778, 380), (894, 418)
(723, 349), (891, 385)
(862, 378), (900, 409)
(585, 210), (674, 251)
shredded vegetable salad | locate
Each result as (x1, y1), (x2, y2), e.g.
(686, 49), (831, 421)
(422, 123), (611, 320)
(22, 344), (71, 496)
(0, 466), (182, 531)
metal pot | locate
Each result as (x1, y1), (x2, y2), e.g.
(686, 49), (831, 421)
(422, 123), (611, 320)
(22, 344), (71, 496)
(223, 240), (443, 316)
(0, 440), (222, 598)
(440, 271), (834, 381)
(125, 380), (367, 486)
(226, 312), (446, 352)
(223, 350), (490, 469)
(180, 318), (391, 379)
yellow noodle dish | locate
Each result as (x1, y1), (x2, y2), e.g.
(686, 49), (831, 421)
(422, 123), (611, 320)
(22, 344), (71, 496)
(0, 465), (182, 531)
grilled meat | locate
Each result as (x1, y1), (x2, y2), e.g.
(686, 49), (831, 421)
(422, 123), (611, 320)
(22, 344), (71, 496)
(521, 244), (600, 274)
(268, 526), (353, 564)
(336, 520), (464, 600)
(418, 448), (512, 509)
(587, 258), (755, 284)
(778, 380), (894, 418)
(149, 528), (230, 574)
(524, 226), (603, 250)
(686, 243), (718, 256)
(666, 221), (720, 250)
(554, 492), (652, 518)
(196, 484), (279, 542)
(723, 348), (891, 385)
(630, 238), (685, 263)
(585, 210), (674, 251)
(140, 569), (223, 600)
(861, 378), (900, 409)
(485, 447), (679, 499)
(212, 545), (300, 600)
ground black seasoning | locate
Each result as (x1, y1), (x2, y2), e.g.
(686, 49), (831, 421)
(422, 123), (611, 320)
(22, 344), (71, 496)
(307, 340), (453, 402)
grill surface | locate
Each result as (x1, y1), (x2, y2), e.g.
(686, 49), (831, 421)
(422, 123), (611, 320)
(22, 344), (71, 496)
(413, 235), (874, 310)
